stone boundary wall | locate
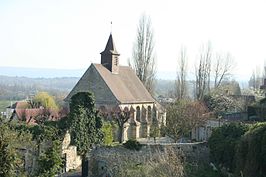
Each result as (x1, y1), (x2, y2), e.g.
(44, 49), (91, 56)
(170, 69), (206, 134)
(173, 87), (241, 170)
(62, 131), (82, 172)
(89, 142), (209, 176)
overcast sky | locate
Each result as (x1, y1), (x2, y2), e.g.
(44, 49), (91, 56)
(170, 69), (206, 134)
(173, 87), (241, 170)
(1, 0), (266, 80)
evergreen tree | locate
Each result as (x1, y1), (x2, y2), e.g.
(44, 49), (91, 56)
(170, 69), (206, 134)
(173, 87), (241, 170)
(235, 123), (266, 177)
(68, 92), (103, 176)
(208, 123), (248, 172)
(0, 118), (32, 176)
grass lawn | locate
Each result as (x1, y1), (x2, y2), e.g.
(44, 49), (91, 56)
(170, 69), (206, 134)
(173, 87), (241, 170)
(0, 100), (12, 112)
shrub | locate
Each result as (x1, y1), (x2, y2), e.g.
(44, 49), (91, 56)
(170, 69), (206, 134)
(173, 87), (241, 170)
(102, 121), (113, 146)
(123, 139), (142, 151)
(235, 122), (266, 177)
(185, 163), (226, 177)
(37, 140), (62, 177)
(208, 123), (248, 172)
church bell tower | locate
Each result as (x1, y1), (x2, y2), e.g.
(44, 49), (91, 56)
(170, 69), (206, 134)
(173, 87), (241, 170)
(100, 33), (120, 74)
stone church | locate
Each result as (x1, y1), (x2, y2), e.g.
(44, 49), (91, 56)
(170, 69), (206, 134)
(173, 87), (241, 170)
(65, 33), (166, 141)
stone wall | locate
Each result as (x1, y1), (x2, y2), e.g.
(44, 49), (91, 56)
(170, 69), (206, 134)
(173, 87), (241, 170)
(19, 131), (81, 175)
(88, 142), (209, 176)
(191, 119), (225, 141)
(62, 131), (82, 172)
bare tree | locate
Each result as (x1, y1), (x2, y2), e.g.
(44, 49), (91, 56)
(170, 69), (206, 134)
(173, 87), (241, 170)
(195, 43), (212, 101)
(175, 46), (188, 99)
(100, 106), (131, 143)
(164, 100), (209, 142)
(112, 108), (131, 143)
(213, 52), (235, 88)
(130, 14), (156, 94)
(263, 63), (266, 78)
(249, 67), (262, 90)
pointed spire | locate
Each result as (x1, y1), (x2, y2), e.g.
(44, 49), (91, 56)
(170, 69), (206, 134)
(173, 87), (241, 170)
(100, 33), (120, 74)
(101, 33), (119, 55)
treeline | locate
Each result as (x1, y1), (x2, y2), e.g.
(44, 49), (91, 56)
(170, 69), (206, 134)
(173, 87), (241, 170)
(0, 75), (79, 100)
(0, 75), (181, 101)
(0, 75), (79, 91)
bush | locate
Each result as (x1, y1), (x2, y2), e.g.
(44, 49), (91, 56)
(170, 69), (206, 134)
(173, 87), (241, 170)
(37, 140), (62, 177)
(123, 139), (142, 151)
(185, 163), (226, 177)
(209, 122), (266, 177)
(102, 121), (113, 146)
(208, 123), (248, 172)
(235, 122), (266, 177)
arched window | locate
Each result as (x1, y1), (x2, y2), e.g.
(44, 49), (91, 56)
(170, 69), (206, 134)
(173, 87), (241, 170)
(148, 106), (152, 123)
(136, 106), (141, 122)
(153, 107), (157, 123)
(141, 107), (146, 122)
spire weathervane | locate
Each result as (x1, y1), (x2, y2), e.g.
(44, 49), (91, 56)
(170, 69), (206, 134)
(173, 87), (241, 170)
(110, 21), (112, 34)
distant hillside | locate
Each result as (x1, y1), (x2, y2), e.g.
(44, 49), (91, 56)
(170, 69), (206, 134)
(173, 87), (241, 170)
(0, 66), (178, 101)
(0, 75), (79, 91)
(0, 75), (79, 101)
(0, 75), (177, 112)
(155, 79), (176, 97)
(155, 79), (196, 98)
(0, 75), (177, 101)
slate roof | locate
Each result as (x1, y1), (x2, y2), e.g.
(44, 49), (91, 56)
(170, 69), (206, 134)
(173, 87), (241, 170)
(100, 34), (119, 55)
(93, 64), (155, 104)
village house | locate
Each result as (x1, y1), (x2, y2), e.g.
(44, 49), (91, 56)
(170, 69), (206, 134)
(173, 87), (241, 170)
(5, 101), (81, 173)
(65, 33), (166, 142)
(7, 101), (66, 124)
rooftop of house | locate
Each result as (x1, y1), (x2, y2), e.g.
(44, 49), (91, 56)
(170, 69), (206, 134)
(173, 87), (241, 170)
(13, 108), (66, 125)
(8, 100), (68, 125)
(7, 101), (30, 109)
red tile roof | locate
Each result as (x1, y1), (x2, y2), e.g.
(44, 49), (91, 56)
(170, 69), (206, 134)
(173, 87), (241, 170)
(14, 108), (66, 125)
(8, 101), (30, 109)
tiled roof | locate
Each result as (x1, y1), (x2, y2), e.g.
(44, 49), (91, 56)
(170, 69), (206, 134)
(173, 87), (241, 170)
(93, 64), (155, 104)
(8, 101), (29, 109)
(14, 108), (66, 125)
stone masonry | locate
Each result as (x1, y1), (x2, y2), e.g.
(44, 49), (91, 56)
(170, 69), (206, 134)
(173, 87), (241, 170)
(62, 131), (82, 172)
(88, 142), (209, 176)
